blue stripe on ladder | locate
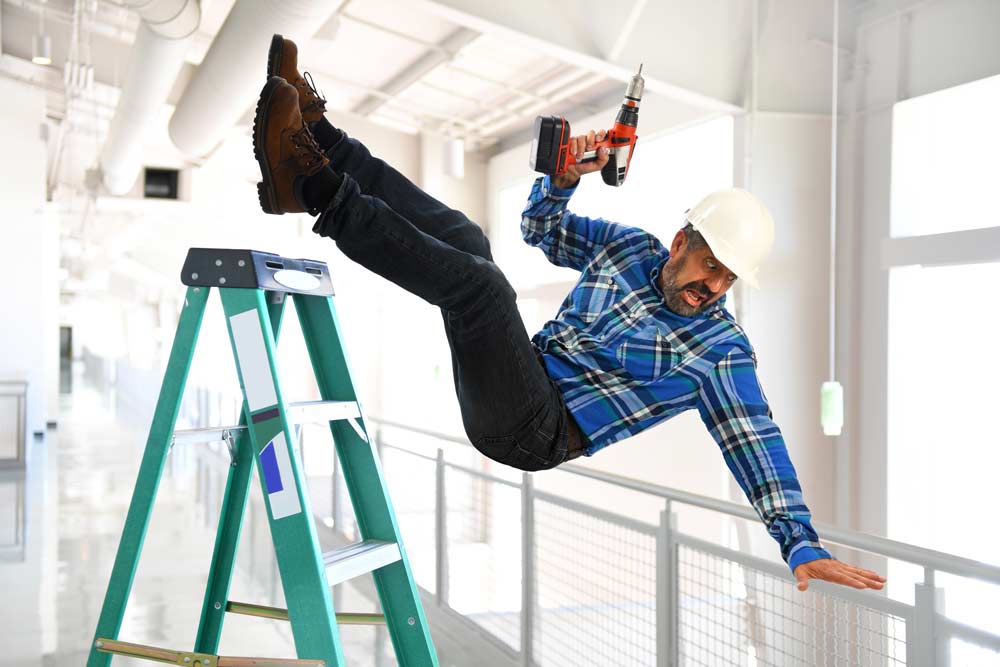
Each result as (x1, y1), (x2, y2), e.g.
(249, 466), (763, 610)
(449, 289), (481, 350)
(260, 441), (284, 493)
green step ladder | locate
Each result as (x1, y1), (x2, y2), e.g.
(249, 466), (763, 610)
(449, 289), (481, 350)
(88, 248), (438, 667)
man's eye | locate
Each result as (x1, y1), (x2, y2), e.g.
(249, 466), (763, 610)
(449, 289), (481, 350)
(706, 260), (717, 270)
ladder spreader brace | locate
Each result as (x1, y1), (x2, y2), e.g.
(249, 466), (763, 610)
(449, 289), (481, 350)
(88, 248), (437, 666)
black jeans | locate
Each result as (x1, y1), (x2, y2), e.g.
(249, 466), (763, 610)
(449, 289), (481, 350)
(311, 133), (570, 471)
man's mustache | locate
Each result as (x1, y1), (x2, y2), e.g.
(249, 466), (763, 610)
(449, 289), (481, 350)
(680, 281), (715, 299)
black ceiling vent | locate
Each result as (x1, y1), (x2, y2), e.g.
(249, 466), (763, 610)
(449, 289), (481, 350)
(144, 167), (179, 199)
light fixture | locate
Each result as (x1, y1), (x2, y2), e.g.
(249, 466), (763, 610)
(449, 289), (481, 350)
(32, 34), (52, 66)
(443, 137), (465, 179)
(32, 2), (52, 66)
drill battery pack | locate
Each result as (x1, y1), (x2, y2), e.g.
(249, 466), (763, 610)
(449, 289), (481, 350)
(529, 115), (571, 176)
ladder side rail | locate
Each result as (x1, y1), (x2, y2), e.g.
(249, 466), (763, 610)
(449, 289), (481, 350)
(195, 292), (289, 653)
(219, 288), (345, 666)
(87, 286), (211, 667)
(293, 293), (438, 665)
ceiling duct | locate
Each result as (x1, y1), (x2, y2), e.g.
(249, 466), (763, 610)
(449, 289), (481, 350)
(168, 0), (345, 158)
(99, 0), (201, 195)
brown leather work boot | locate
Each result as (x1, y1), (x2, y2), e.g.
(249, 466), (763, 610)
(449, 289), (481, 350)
(253, 76), (329, 215)
(267, 34), (327, 125)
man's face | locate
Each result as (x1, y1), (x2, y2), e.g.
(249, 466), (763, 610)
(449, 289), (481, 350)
(658, 231), (738, 317)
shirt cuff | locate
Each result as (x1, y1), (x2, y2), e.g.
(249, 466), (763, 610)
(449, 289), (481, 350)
(543, 174), (579, 198)
(787, 543), (836, 573)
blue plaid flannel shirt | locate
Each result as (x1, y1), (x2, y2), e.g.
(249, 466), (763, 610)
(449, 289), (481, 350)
(521, 175), (833, 572)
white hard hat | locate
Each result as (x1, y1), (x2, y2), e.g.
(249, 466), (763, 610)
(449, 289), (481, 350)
(684, 188), (775, 289)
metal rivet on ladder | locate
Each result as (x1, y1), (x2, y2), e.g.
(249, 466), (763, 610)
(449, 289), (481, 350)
(408, 616), (415, 626)
(238, 260), (246, 267)
(215, 259), (222, 267)
(193, 288), (200, 293)
(94, 640), (103, 648)
(219, 277), (226, 285)
(191, 273), (199, 280)
(214, 601), (221, 610)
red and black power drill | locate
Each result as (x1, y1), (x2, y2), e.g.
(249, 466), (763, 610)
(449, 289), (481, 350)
(529, 65), (645, 187)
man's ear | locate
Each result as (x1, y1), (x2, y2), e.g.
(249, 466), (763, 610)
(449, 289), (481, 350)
(670, 230), (686, 256)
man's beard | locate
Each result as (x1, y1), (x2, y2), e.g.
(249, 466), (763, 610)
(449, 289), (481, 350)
(660, 256), (715, 317)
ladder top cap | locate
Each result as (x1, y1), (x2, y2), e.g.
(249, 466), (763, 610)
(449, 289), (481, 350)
(181, 248), (334, 296)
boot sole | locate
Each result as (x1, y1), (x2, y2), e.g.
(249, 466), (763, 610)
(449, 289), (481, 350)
(267, 33), (283, 79)
(253, 76), (284, 215)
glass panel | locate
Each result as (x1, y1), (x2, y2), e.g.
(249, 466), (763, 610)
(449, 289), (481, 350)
(891, 73), (1000, 238)
(0, 396), (18, 461)
(887, 261), (1000, 636)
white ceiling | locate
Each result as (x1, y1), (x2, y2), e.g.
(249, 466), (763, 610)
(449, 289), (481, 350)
(0, 0), (632, 150)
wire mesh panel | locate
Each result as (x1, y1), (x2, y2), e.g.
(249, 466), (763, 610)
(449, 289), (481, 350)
(677, 543), (907, 666)
(380, 446), (438, 594)
(445, 465), (522, 652)
(533, 495), (657, 666)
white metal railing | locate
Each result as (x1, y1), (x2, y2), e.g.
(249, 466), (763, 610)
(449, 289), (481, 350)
(364, 416), (1000, 667)
(166, 379), (1000, 667)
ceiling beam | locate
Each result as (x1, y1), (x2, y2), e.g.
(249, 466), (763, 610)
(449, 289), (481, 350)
(411, 0), (745, 115)
(351, 26), (479, 116)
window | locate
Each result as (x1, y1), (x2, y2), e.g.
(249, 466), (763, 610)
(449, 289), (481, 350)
(886, 72), (1000, 637)
(891, 74), (1000, 238)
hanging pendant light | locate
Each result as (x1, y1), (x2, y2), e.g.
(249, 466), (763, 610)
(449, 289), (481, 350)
(821, 0), (844, 437)
(32, 2), (52, 66)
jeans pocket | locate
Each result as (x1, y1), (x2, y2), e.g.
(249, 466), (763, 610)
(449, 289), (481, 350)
(471, 401), (565, 472)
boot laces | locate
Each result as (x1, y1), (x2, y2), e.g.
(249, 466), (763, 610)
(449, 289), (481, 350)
(300, 71), (327, 112)
(291, 125), (324, 170)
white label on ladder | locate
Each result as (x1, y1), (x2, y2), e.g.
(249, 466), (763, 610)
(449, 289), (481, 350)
(229, 309), (278, 412)
(259, 432), (302, 520)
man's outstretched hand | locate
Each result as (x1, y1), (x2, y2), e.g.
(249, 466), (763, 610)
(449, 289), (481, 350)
(794, 558), (887, 592)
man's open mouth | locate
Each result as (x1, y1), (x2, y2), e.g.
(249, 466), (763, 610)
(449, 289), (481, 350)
(683, 289), (706, 307)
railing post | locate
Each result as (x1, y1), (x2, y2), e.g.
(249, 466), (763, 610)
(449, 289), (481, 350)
(435, 448), (449, 607)
(657, 502), (679, 667)
(909, 568), (947, 667)
(521, 472), (535, 666)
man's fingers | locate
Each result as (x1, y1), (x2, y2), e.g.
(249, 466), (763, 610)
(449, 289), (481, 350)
(586, 129), (596, 151)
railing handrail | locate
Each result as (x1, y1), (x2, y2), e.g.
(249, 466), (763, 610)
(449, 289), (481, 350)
(369, 415), (1000, 586)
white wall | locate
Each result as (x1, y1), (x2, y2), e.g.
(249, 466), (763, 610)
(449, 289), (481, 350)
(0, 78), (57, 439)
(733, 114), (836, 558)
(419, 131), (487, 226)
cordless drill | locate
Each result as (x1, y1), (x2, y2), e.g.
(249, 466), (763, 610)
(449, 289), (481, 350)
(529, 65), (645, 187)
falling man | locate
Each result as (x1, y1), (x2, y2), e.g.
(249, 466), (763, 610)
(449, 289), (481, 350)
(252, 34), (887, 593)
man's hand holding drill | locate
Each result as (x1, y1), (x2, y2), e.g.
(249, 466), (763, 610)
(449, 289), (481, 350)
(551, 129), (611, 189)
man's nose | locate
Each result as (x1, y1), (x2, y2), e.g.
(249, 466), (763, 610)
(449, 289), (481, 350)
(705, 275), (725, 294)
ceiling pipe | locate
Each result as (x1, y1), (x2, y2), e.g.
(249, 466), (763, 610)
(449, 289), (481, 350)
(99, 0), (200, 195)
(168, 0), (346, 158)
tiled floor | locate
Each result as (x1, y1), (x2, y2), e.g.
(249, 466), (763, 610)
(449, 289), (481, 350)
(0, 381), (409, 666)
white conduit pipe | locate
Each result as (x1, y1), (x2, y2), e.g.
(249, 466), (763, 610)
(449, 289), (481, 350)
(99, 0), (200, 195)
(168, 0), (343, 158)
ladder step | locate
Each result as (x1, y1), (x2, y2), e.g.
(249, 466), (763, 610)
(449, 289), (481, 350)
(94, 637), (325, 666)
(323, 540), (401, 586)
(226, 600), (386, 625)
(171, 401), (360, 446)
(285, 400), (361, 425)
